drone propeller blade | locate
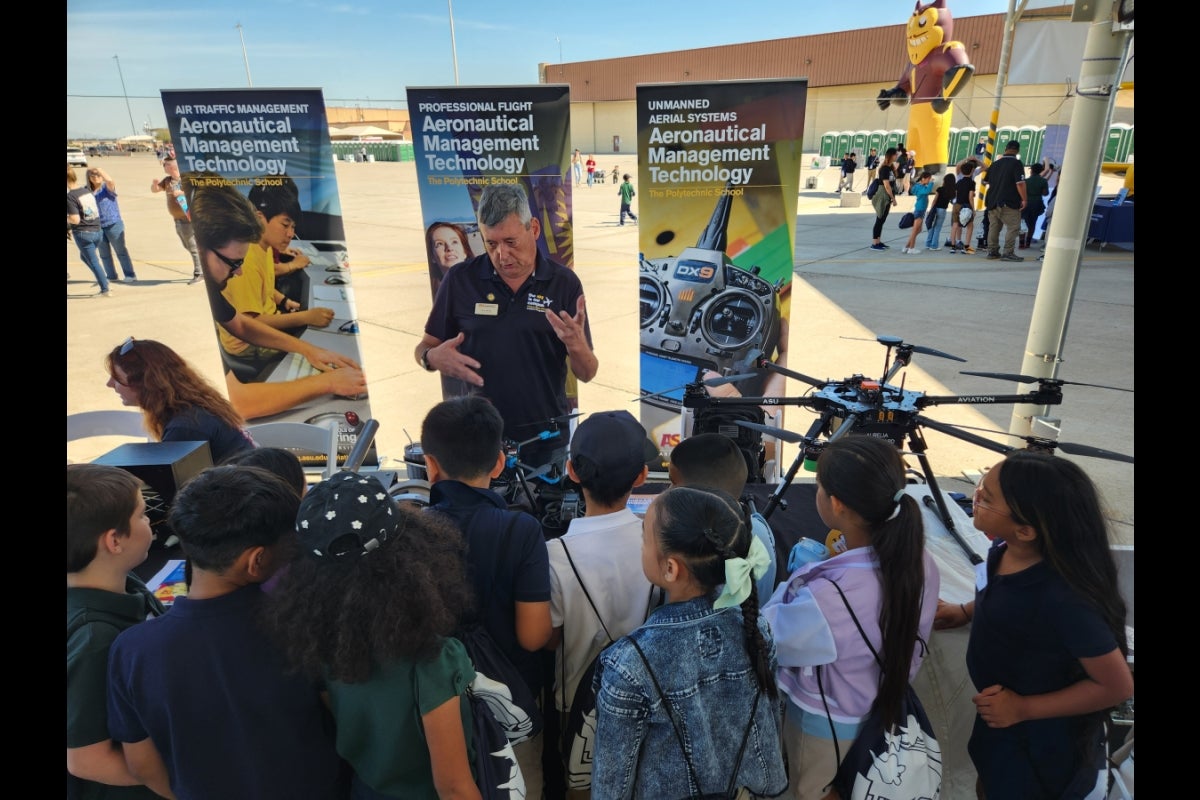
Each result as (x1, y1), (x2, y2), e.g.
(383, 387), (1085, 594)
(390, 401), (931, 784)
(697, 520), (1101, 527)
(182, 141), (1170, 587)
(523, 462), (556, 480)
(842, 335), (966, 363)
(910, 344), (967, 363)
(959, 370), (1038, 383)
(918, 417), (1135, 464)
(760, 362), (824, 388)
(707, 371), (759, 386)
(959, 371), (1133, 392)
(1053, 442), (1136, 464)
(733, 419), (807, 444)
(635, 372), (759, 403)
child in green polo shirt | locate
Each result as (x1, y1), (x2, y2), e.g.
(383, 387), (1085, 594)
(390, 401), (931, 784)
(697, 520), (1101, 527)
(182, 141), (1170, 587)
(619, 174), (638, 226)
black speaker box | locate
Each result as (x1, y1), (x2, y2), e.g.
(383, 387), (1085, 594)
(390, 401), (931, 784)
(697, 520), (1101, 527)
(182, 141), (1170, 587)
(92, 441), (213, 505)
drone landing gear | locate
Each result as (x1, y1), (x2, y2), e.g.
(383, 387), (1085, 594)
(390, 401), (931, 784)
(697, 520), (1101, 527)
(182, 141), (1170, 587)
(759, 415), (983, 567)
(903, 427), (984, 566)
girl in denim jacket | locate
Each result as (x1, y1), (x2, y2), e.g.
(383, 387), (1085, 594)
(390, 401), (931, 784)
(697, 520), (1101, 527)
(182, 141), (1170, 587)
(592, 487), (788, 799)
(761, 436), (939, 800)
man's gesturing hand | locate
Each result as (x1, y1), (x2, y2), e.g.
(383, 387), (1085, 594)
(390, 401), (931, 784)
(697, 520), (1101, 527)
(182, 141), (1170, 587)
(427, 332), (484, 387)
(546, 295), (588, 348)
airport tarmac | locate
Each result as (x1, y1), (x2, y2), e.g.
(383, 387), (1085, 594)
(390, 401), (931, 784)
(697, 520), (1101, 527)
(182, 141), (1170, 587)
(66, 152), (1134, 546)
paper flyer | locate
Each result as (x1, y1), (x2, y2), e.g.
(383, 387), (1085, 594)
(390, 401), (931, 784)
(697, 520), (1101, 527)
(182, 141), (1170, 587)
(635, 79), (807, 478)
(406, 84), (575, 403)
(159, 88), (375, 467)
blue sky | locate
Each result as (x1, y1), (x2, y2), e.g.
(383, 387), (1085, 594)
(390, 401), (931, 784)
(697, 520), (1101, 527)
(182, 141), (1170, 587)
(67, 0), (1019, 139)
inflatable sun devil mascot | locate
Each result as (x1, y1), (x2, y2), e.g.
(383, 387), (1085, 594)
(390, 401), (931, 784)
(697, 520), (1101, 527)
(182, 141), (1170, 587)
(876, 0), (975, 177)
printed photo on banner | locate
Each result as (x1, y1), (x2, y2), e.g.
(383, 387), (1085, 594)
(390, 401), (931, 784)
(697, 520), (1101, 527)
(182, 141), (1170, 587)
(635, 79), (807, 479)
(406, 84), (575, 404)
(160, 88), (376, 466)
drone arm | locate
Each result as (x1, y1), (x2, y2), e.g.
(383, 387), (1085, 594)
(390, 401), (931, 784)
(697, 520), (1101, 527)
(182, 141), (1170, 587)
(915, 415), (1015, 456)
(916, 388), (1064, 409)
(516, 429), (562, 448)
(684, 394), (821, 411)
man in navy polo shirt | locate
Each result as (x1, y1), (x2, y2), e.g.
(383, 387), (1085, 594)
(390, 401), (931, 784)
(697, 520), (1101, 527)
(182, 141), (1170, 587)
(415, 183), (599, 469)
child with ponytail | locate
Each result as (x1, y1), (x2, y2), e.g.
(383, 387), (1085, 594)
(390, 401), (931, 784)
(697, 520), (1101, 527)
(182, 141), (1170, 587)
(592, 486), (788, 799)
(762, 436), (940, 799)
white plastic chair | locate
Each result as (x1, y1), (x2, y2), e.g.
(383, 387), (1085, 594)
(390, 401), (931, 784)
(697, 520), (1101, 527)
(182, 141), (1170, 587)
(67, 410), (148, 443)
(246, 421), (339, 480)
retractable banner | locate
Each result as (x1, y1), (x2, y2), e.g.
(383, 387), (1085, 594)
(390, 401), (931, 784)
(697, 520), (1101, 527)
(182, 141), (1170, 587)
(406, 84), (574, 401)
(636, 79), (807, 480)
(160, 88), (376, 467)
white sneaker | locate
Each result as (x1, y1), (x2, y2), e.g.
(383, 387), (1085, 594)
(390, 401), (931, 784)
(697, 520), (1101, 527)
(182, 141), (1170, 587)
(907, 247), (922, 254)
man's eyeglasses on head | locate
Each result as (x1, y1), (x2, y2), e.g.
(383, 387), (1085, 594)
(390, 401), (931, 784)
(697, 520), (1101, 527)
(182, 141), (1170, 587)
(212, 249), (245, 272)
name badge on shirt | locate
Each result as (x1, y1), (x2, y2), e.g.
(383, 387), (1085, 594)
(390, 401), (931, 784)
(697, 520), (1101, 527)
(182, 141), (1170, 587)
(475, 303), (499, 316)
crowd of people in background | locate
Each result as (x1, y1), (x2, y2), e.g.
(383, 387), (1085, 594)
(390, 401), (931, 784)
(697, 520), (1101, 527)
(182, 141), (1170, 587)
(864, 139), (1059, 258)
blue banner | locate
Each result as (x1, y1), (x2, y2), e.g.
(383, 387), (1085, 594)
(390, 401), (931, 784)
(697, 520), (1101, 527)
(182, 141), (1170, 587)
(161, 88), (375, 466)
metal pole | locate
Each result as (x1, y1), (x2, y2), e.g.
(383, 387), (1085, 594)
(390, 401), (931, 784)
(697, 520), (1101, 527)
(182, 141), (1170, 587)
(1007, 1), (1133, 440)
(447, 0), (460, 86)
(977, 0), (1027, 216)
(557, 35), (562, 63)
(236, 23), (253, 87)
(113, 55), (137, 137)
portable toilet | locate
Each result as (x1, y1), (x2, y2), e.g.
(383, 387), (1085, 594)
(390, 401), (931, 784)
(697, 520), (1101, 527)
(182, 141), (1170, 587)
(950, 128), (973, 164)
(1103, 124), (1125, 161)
(884, 129), (904, 152)
(1119, 126), (1134, 162)
(835, 131), (853, 158)
(1016, 126), (1038, 162)
(1106, 123), (1133, 162)
(1029, 126), (1046, 164)
(868, 130), (887, 157)
(851, 131), (869, 158)
(820, 132), (837, 159)
(997, 126), (1017, 150)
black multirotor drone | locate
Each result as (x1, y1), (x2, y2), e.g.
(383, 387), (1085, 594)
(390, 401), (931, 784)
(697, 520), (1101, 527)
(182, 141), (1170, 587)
(645, 335), (1134, 566)
(494, 412), (586, 531)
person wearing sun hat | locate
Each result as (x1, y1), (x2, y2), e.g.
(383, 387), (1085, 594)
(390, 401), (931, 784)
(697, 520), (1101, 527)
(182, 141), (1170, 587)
(545, 411), (665, 723)
(261, 470), (481, 798)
